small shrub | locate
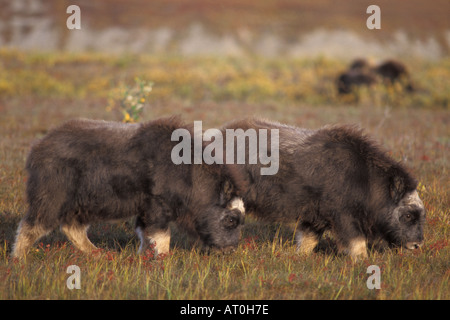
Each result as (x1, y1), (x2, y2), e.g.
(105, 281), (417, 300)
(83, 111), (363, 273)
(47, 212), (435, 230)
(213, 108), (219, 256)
(107, 78), (153, 123)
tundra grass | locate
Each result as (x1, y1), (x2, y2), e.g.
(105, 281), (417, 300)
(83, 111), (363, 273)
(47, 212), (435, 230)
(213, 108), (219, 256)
(0, 50), (448, 300)
(1, 49), (449, 109)
(0, 217), (448, 300)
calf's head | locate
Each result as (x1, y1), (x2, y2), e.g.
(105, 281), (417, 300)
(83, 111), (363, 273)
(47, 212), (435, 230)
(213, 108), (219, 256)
(385, 182), (426, 250)
(391, 190), (426, 249)
(196, 197), (245, 252)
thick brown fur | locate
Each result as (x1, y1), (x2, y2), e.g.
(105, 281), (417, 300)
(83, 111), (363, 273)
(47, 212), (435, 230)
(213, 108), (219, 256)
(220, 118), (425, 259)
(13, 117), (246, 258)
(337, 59), (415, 94)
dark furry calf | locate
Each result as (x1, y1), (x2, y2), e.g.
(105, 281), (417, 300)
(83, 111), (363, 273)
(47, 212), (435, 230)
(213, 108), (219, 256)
(337, 58), (377, 94)
(337, 70), (377, 94)
(337, 58), (414, 94)
(13, 117), (245, 258)
(374, 60), (414, 91)
(221, 118), (425, 259)
(348, 58), (370, 71)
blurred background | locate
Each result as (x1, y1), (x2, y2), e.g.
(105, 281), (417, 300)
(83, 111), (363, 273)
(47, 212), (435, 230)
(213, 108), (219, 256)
(0, 0), (448, 148)
(0, 0), (448, 146)
(1, 0), (449, 59)
(0, 1), (449, 300)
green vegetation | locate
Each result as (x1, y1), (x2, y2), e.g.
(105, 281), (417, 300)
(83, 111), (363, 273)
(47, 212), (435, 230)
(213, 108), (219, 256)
(0, 49), (449, 109)
(107, 77), (153, 123)
(0, 49), (448, 299)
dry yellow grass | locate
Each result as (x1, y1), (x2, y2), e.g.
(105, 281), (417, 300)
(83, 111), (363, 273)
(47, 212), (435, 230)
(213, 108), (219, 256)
(0, 50), (448, 300)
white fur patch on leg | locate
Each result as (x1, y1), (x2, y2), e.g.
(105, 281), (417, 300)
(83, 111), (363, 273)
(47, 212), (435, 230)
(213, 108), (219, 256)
(61, 224), (98, 253)
(296, 231), (319, 254)
(12, 221), (50, 258)
(148, 228), (171, 255)
(347, 237), (368, 260)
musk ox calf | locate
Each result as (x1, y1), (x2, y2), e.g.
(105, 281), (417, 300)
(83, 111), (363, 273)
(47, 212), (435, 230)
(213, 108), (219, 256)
(220, 118), (425, 259)
(337, 59), (414, 95)
(337, 70), (377, 95)
(374, 60), (414, 92)
(13, 117), (245, 258)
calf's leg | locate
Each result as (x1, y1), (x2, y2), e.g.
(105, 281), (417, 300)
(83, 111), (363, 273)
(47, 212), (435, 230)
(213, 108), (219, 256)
(334, 222), (368, 260)
(13, 220), (52, 258)
(136, 224), (171, 255)
(296, 228), (321, 254)
(61, 223), (98, 253)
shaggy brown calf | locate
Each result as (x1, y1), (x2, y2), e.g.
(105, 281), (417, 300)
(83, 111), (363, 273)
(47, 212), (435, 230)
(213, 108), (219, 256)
(220, 118), (425, 259)
(13, 117), (245, 258)
(374, 60), (414, 91)
(337, 59), (414, 94)
(337, 70), (377, 94)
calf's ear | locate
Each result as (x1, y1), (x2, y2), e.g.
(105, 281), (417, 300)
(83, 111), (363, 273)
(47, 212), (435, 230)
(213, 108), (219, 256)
(219, 179), (234, 206)
(389, 175), (405, 204)
(388, 165), (418, 204)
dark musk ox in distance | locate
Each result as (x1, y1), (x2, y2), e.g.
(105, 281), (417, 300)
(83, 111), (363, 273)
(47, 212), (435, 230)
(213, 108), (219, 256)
(374, 60), (414, 92)
(220, 118), (425, 260)
(13, 117), (246, 258)
(337, 58), (414, 94)
(337, 71), (377, 94)
(337, 58), (377, 94)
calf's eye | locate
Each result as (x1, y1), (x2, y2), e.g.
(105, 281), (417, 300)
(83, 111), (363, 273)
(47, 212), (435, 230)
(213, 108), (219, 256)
(223, 213), (240, 229)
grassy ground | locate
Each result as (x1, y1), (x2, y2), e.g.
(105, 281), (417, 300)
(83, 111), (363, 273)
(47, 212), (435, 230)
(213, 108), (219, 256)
(0, 50), (448, 299)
